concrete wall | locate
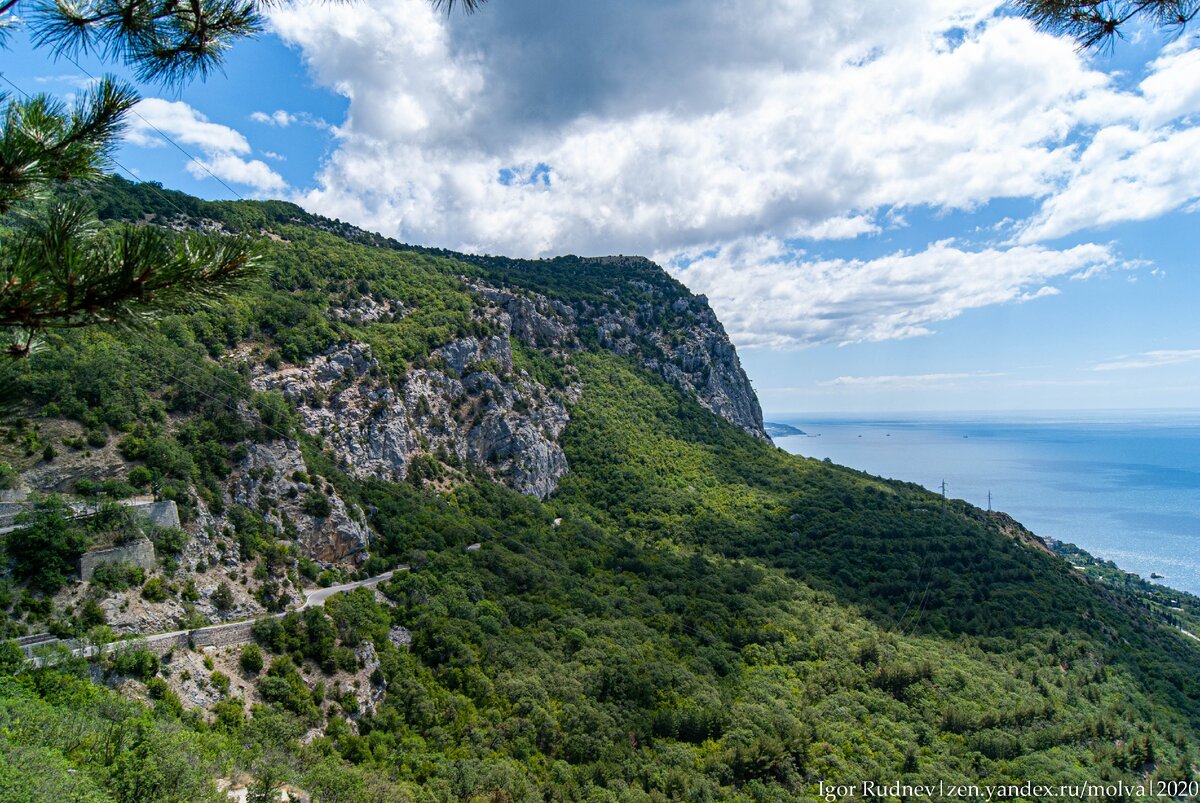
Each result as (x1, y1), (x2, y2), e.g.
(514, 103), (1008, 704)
(191, 620), (257, 649)
(78, 538), (156, 582)
(139, 620), (258, 656)
(138, 500), (180, 529)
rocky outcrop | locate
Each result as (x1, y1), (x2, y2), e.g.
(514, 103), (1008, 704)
(253, 337), (574, 500)
(472, 276), (768, 441)
(588, 291), (766, 440)
(224, 440), (372, 563)
(247, 263), (766, 508)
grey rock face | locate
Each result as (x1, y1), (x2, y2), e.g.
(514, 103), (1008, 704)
(591, 298), (766, 439)
(473, 278), (767, 441)
(248, 259), (765, 509)
(223, 440), (372, 564)
(254, 338), (572, 500)
(473, 285), (575, 349)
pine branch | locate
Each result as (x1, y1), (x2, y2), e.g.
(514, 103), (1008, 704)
(0, 76), (138, 213)
(30, 0), (263, 85)
(431, 0), (487, 13)
(1, 201), (262, 356)
(1015, 0), (1199, 49)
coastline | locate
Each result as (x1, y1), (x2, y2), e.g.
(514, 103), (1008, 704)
(769, 411), (1200, 599)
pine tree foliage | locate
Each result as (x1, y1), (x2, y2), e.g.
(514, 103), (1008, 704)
(1, 201), (261, 355)
(0, 77), (137, 215)
(1015, 0), (1199, 49)
(0, 79), (261, 356)
(27, 0), (263, 85)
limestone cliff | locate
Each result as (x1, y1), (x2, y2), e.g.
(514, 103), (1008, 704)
(242, 266), (765, 512)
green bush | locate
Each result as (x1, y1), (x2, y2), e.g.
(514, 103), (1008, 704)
(212, 582), (234, 612)
(0, 462), (17, 490)
(90, 560), (145, 591)
(302, 492), (332, 518)
(0, 639), (26, 673)
(6, 496), (90, 592)
(108, 647), (159, 681)
(240, 643), (264, 674)
(141, 577), (169, 602)
(210, 671), (231, 696)
(149, 526), (188, 558)
(127, 466), (155, 487)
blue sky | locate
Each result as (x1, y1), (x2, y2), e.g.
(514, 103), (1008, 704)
(5, 0), (1199, 414)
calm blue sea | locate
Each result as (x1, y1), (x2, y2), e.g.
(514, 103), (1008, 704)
(769, 411), (1200, 597)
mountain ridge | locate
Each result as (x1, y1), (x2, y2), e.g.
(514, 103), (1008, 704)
(0, 175), (1196, 800)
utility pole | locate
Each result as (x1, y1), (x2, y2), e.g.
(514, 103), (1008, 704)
(987, 490), (992, 512)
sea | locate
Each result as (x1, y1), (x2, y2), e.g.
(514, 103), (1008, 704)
(768, 411), (1200, 597)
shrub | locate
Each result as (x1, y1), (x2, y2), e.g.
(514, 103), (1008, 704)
(7, 495), (90, 592)
(0, 462), (17, 490)
(98, 479), (138, 499)
(127, 466), (155, 487)
(109, 647), (159, 681)
(212, 582), (234, 612)
(91, 560), (145, 591)
(212, 698), (245, 732)
(0, 639), (26, 673)
(145, 676), (171, 699)
(240, 643), (264, 674)
(211, 671), (231, 696)
(146, 676), (184, 717)
(302, 492), (332, 518)
(298, 557), (320, 581)
(257, 656), (318, 720)
(141, 577), (169, 602)
(149, 526), (188, 558)
(75, 601), (107, 633)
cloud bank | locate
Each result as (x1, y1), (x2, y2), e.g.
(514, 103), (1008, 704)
(259, 0), (1199, 346)
(665, 238), (1115, 347)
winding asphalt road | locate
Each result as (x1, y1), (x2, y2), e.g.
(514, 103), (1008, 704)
(136, 568), (403, 649)
(33, 569), (403, 664)
(300, 569), (398, 609)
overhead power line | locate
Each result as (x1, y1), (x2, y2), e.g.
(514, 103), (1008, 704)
(63, 54), (248, 202)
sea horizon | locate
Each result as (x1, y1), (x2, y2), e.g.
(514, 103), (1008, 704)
(767, 409), (1200, 598)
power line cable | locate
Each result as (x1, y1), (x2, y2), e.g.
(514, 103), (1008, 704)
(63, 54), (248, 201)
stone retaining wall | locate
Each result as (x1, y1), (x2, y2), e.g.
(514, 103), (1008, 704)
(78, 539), (156, 582)
(191, 620), (257, 649)
(141, 620), (259, 656)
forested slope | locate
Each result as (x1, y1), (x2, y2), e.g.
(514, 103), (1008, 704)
(0, 177), (1196, 801)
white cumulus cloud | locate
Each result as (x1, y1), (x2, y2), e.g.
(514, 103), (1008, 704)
(664, 237), (1118, 347)
(125, 99), (287, 195)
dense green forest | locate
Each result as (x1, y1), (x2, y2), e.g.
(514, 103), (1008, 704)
(0, 177), (1197, 801)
